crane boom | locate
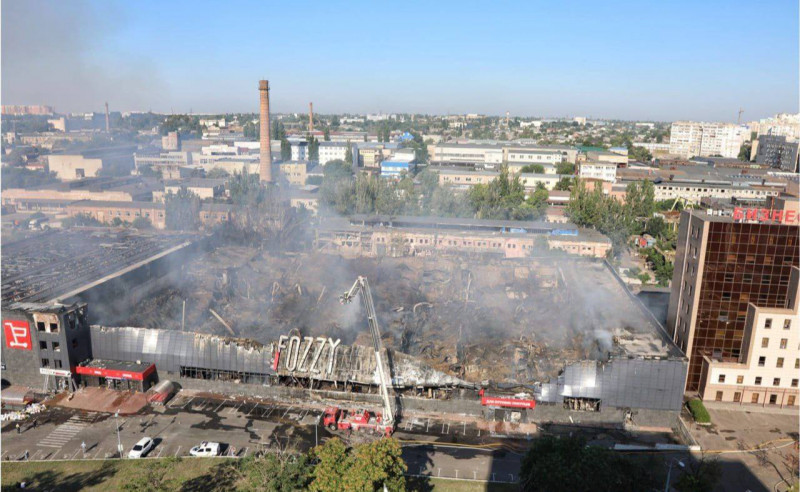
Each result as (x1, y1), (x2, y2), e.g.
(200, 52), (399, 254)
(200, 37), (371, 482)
(340, 276), (394, 428)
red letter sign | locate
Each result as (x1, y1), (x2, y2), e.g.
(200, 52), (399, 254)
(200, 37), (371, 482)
(4, 320), (32, 350)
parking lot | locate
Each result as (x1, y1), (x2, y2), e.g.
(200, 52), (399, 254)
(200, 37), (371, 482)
(1, 391), (528, 483)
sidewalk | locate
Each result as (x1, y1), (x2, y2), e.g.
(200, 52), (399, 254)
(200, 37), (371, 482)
(702, 400), (800, 416)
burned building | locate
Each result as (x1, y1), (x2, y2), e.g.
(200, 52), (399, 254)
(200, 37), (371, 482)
(1, 228), (208, 324)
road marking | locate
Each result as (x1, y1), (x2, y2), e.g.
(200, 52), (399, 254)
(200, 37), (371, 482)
(38, 415), (90, 448)
(174, 445), (181, 457)
(94, 447), (105, 459)
(509, 474), (514, 482)
(242, 446), (249, 458)
(463, 422), (466, 435)
(215, 400), (228, 412)
(247, 404), (259, 417)
(29, 450), (43, 461)
(455, 469), (459, 478)
(492, 473), (496, 482)
(180, 396), (194, 409)
(426, 419), (430, 432)
(438, 468), (441, 477)
(70, 449), (81, 460)
(473, 471), (477, 480)
(261, 406), (271, 417)
(282, 406), (293, 418)
(0, 451), (8, 460)
(155, 446), (164, 458)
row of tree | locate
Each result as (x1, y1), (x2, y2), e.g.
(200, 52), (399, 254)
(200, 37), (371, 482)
(320, 163), (550, 221)
(120, 437), (406, 492)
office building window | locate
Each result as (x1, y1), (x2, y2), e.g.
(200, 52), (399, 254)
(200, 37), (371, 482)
(37, 322), (45, 332)
(777, 358), (784, 368)
(715, 391), (723, 401)
(780, 339), (788, 349)
(751, 393), (759, 404)
(39, 341), (47, 350)
(52, 341), (60, 352)
(762, 337), (769, 348)
(41, 358), (50, 367)
(765, 318), (772, 329)
(718, 374), (725, 383)
(784, 319), (792, 330)
(792, 379), (798, 388)
(755, 376), (762, 385)
(758, 357), (766, 367)
(736, 375), (744, 384)
(773, 378), (780, 386)
(769, 394), (778, 405)
(54, 359), (63, 369)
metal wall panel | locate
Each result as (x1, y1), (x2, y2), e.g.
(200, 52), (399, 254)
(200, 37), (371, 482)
(90, 326), (276, 376)
(537, 358), (687, 411)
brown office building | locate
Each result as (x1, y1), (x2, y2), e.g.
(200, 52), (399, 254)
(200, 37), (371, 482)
(667, 209), (799, 392)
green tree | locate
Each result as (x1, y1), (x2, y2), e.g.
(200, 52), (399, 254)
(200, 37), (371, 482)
(738, 142), (752, 162)
(308, 136), (320, 162)
(520, 164), (545, 174)
(324, 127), (331, 141)
(345, 438), (407, 492)
(675, 457), (722, 492)
(519, 436), (659, 492)
(281, 138), (291, 161)
(165, 188), (201, 231)
(131, 217), (152, 230)
(206, 168), (231, 179)
(554, 177), (574, 191)
(62, 213), (104, 228)
(310, 438), (352, 492)
(344, 142), (354, 165)
(556, 161), (576, 175)
(628, 145), (653, 162)
(238, 453), (313, 492)
(1, 167), (58, 190)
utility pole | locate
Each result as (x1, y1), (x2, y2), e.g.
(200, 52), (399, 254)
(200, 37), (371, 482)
(737, 108), (744, 125)
(115, 410), (123, 457)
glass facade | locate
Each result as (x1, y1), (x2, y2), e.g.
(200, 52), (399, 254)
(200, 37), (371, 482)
(687, 222), (799, 391)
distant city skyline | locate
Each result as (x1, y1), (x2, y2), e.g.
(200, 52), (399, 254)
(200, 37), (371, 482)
(2, 0), (797, 122)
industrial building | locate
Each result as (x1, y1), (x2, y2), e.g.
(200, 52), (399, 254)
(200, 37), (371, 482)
(1, 229), (207, 323)
(433, 167), (570, 191)
(667, 209), (799, 393)
(315, 215), (612, 258)
(48, 146), (135, 181)
(429, 142), (577, 168)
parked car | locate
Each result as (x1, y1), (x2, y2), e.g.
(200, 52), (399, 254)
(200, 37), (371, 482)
(189, 441), (220, 457)
(128, 437), (154, 458)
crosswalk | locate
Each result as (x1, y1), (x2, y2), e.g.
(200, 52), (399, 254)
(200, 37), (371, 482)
(37, 414), (94, 449)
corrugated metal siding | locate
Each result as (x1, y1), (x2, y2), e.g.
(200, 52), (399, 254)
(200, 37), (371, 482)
(537, 358), (687, 411)
(90, 326), (276, 376)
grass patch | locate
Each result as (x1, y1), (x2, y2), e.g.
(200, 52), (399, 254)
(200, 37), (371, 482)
(3, 459), (516, 491)
(1, 458), (223, 491)
(688, 398), (711, 424)
(406, 476), (517, 491)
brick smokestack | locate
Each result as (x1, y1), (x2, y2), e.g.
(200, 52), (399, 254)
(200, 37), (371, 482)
(308, 102), (314, 133)
(259, 80), (272, 182)
(105, 102), (110, 133)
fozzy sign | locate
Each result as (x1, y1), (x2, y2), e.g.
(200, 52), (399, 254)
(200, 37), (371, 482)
(274, 335), (341, 377)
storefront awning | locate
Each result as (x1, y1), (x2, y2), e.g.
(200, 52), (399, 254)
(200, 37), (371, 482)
(75, 359), (155, 381)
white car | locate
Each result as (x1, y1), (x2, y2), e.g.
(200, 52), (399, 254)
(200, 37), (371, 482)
(128, 437), (154, 459)
(189, 441), (220, 457)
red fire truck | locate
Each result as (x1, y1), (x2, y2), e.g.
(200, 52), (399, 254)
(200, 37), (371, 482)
(322, 277), (396, 437)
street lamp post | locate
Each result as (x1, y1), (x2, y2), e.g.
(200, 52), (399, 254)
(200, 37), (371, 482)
(115, 410), (123, 458)
(664, 458), (685, 492)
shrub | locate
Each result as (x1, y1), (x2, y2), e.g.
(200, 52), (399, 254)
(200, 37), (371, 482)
(688, 399), (711, 424)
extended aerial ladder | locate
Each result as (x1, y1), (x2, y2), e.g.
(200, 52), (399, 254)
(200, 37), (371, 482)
(322, 276), (395, 435)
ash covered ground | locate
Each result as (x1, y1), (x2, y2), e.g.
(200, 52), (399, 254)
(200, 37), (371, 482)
(118, 247), (664, 384)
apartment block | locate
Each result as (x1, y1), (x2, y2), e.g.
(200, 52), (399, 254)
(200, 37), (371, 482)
(669, 122), (749, 159)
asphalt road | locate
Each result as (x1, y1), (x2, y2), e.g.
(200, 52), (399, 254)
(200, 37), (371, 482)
(1, 394), (524, 484)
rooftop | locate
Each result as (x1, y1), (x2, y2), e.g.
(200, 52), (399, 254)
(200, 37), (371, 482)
(2, 229), (204, 306)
